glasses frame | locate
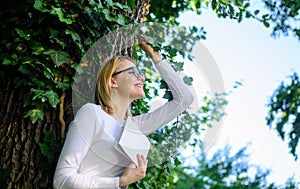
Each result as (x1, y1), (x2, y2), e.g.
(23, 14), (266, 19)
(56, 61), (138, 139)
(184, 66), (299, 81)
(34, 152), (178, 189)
(112, 66), (144, 79)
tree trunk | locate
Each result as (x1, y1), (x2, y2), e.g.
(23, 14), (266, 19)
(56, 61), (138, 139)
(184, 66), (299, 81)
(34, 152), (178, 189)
(0, 67), (73, 188)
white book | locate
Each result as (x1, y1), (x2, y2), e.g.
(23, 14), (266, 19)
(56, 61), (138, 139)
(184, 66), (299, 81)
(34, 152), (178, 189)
(119, 116), (151, 166)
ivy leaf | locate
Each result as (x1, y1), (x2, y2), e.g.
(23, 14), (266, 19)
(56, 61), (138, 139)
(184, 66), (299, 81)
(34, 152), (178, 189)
(116, 14), (128, 25)
(65, 30), (81, 41)
(24, 109), (44, 123)
(263, 21), (270, 28)
(51, 7), (72, 24)
(169, 48), (177, 57)
(163, 91), (173, 100)
(174, 157), (181, 166)
(38, 143), (51, 159)
(127, 0), (137, 9)
(65, 30), (83, 50)
(15, 28), (30, 40)
(34, 0), (49, 12)
(160, 80), (168, 89)
(32, 41), (45, 55)
(44, 49), (70, 67)
(102, 9), (114, 21)
(172, 62), (184, 71)
(3, 54), (18, 66)
(56, 82), (70, 90)
(114, 3), (131, 12)
(105, 0), (114, 6)
(183, 76), (193, 86)
(31, 88), (45, 100)
(18, 65), (31, 75)
(3, 58), (17, 66)
(45, 90), (60, 107)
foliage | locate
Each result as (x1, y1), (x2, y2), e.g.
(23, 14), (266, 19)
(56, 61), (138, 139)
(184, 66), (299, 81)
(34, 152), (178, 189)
(262, 0), (300, 40)
(266, 73), (300, 160)
(0, 0), (133, 123)
(149, 0), (254, 23)
(173, 145), (299, 189)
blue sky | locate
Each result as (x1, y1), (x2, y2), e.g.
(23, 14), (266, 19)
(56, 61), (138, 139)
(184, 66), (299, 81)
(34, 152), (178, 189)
(179, 4), (300, 185)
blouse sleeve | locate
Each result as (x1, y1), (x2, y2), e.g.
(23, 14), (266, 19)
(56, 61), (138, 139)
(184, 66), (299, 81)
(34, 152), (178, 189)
(53, 104), (121, 189)
(134, 59), (194, 135)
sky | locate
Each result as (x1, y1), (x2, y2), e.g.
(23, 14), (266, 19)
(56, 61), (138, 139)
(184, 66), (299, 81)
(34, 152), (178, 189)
(177, 3), (300, 186)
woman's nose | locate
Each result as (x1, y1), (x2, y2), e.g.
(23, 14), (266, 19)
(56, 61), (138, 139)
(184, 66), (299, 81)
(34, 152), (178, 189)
(138, 74), (145, 81)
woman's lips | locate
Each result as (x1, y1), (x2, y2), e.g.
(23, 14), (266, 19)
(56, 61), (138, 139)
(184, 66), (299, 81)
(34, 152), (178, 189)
(135, 83), (143, 88)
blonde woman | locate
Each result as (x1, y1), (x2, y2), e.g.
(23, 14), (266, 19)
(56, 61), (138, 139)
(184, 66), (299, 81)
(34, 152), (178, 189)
(53, 42), (194, 188)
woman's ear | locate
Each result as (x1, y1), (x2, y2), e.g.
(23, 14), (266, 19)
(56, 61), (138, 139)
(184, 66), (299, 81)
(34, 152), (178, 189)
(110, 77), (118, 88)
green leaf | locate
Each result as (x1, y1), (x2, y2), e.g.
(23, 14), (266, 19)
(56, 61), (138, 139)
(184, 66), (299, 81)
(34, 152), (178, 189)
(15, 28), (30, 40)
(172, 62), (184, 71)
(105, 0), (114, 6)
(113, 3), (131, 12)
(56, 82), (70, 90)
(45, 90), (60, 107)
(263, 21), (270, 28)
(183, 76), (193, 86)
(3, 54), (18, 66)
(24, 109), (44, 123)
(34, 0), (49, 12)
(32, 41), (45, 55)
(38, 143), (51, 158)
(31, 88), (45, 100)
(169, 48), (177, 57)
(65, 30), (81, 42)
(116, 14), (128, 25)
(160, 80), (168, 89)
(18, 65), (31, 75)
(51, 7), (72, 24)
(163, 91), (173, 100)
(102, 9), (114, 21)
(44, 49), (70, 67)
(65, 30), (83, 50)
(3, 58), (16, 66)
(245, 11), (252, 18)
(127, 0), (137, 9)
(174, 157), (181, 166)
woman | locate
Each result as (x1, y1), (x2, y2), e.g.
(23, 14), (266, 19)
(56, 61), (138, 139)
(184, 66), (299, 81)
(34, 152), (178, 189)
(53, 42), (194, 188)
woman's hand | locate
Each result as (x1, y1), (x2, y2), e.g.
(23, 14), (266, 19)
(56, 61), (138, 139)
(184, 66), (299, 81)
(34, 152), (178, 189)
(119, 154), (148, 187)
(138, 37), (162, 65)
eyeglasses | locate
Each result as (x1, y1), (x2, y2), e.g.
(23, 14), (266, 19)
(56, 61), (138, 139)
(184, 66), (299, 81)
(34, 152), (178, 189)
(112, 66), (144, 79)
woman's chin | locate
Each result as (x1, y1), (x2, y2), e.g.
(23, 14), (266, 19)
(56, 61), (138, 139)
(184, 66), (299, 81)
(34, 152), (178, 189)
(133, 93), (145, 100)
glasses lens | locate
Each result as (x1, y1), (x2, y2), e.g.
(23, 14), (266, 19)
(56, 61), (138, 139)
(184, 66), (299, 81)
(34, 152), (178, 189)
(138, 70), (144, 78)
(131, 67), (138, 78)
(133, 68), (144, 79)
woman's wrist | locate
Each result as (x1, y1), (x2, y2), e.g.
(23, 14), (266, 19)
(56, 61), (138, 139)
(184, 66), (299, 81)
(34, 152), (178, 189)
(119, 175), (127, 187)
(150, 52), (162, 65)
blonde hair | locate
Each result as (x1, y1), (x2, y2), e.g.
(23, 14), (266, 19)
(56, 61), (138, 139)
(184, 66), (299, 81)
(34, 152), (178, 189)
(95, 55), (134, 115)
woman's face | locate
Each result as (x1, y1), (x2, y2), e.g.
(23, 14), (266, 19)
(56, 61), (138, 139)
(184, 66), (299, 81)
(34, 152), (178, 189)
(112, 59), (145, 101)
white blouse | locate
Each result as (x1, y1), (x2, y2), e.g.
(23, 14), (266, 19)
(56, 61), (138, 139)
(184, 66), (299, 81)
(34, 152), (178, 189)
(53, 60), (194, 189)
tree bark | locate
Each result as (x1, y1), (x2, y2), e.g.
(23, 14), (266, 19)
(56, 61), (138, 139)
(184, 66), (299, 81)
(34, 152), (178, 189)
(0, 66), (73, 188)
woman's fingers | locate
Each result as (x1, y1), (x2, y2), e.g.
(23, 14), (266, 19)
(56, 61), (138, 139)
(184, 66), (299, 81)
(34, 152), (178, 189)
(138, 34), (150, 43)
(137, 154), (148, 177)
(128, 163), (136, 169)
(137, 154), (146, 167)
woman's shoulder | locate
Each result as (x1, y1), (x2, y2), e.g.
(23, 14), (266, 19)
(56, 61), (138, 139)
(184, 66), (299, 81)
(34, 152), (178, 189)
(80, 103), (98, 109)
(76, 103), (105, 117)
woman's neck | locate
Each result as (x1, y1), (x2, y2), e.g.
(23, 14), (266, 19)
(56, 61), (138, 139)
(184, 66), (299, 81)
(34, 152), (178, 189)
(111, 99), (131, 124)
